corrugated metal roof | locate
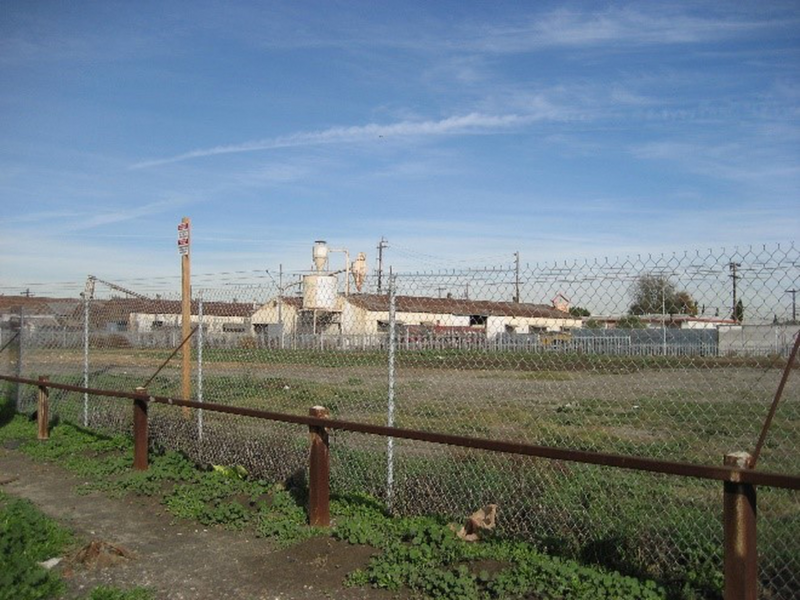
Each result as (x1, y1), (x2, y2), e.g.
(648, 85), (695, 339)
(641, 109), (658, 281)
(0, 296), (76, 315)
(100, 298), (258, 318)
(347, 294), (572, 319)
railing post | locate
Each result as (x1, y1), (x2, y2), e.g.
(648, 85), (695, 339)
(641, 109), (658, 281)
(37, 376), (49, 441)
(308, 405), (330, 527)
(133, 386), (149, 471)
(724, 452), (757, 600)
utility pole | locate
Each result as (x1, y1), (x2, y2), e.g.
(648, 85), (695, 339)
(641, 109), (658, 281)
(787, 289), (798, 323)
(729, 262), (741, 322)
(377, 237), (388, 294)
(178, 217), (192, 418)
(514, 251), (520, 303)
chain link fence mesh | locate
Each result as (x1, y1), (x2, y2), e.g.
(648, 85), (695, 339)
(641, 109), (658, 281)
(1, 242), (798, 597)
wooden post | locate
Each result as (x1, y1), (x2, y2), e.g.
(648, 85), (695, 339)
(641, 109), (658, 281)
(37, 376), (49, 440)
(133, 386), (149, 471)
(724, 452), (757, 600)
(180, 216), (191, 418)
(308, 405), (330, 527)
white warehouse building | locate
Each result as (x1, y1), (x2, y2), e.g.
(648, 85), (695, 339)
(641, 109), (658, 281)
(252, 293), (580, 338)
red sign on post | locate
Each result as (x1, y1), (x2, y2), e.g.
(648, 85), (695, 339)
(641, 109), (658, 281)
(177, 221), (190, 255)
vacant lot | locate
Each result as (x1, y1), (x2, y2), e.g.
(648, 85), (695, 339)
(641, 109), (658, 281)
(7, 345), (799, 598)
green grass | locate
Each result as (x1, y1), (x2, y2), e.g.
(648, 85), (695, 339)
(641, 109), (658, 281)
(4, 349), (798, 600)
(0, 415), (693, 599)
(36, 346), (790, 372)
(0, 491), (72, 600)
(0, 488), (154, 600)
(34, 366), (799, 467)
(334, 498), (667, 600)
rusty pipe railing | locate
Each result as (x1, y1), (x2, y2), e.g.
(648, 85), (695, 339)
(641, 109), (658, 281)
(3, 373), (797, 490)
(3, 373), (799, 600)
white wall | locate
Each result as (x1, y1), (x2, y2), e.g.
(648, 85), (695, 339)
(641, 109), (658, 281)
(486, 315), (582, 337)
(129, 313), (249, 334)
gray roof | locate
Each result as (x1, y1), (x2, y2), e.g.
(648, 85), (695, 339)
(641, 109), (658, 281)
(347, 294), (573, 319)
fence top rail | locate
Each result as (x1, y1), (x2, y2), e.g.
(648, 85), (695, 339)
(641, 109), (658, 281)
(2, 373), (798, 491)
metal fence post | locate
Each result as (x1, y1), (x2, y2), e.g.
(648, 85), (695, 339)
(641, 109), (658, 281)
(15, 308), (23, 410)
(83, 291), (89, 427)
(724, 451), (757, 600)
(387, 275), (397, 512)
(133, 386), (149, 471)
(197, 294), (204, 443)
(308, 405), (330, 527)
(37, 376), (49, 441)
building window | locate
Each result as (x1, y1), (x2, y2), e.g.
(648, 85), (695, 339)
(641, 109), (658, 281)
(505, 324), (516, 334)
(151, 320), (164, 330)
(529, 325), (547, 334)
(222, 323), (247, 333)
(469, 315), (487, 327)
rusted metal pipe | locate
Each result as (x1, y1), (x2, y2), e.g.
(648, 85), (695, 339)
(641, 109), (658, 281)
(724, 452), (757, 600)
(133, 386), (149, 471)
(308, 406), (330, 527)
(0, 331), (20, 355)
(37, 376), (49, 441)
(752, 331), (800, 467)
(141, 326), (198, 390)
(1, 374), (799, 490)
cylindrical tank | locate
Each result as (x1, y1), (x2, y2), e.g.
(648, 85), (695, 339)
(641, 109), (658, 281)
(312, 240), (328, 272)
(303, 274), (338, 310)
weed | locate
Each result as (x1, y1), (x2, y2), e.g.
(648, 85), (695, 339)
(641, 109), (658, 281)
(0, 491), (72, 600)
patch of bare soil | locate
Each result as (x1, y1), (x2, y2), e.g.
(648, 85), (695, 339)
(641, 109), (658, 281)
(0, 448), (402, 600)
(71, 540), (135, 569)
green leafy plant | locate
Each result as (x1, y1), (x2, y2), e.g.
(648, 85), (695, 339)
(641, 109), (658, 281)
(0, 492), (73, 600)
(85, 587), (155, 600)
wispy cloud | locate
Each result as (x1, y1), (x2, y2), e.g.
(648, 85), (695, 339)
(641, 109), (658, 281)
(6, 209), (86, 224)
(131, 112), (557, 169)
(60, 196), (194, 231)
(631, 139), (800, 192)
(466, 6), (796, 53)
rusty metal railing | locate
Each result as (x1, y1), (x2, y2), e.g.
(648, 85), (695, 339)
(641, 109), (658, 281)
(2, 373), (798, 600)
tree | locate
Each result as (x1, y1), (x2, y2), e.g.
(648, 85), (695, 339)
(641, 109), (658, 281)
(569, 306), (591, 317)
(675, 291), (699, 317)
(617, 315), (646, 329)
(734, 299), (744, 323)
(629, 274), (698, 316)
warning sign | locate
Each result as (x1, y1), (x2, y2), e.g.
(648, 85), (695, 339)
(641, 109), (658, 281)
(177, 221), (190, 255)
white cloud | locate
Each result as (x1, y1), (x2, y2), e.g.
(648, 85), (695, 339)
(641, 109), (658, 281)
(466, 6), (795, 54)
(130, 112), (560, 169)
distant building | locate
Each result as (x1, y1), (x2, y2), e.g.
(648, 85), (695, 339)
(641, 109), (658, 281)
(585, 314), (735, 330)
(252, 293), (580, 338)
(0, 296), (80, 332)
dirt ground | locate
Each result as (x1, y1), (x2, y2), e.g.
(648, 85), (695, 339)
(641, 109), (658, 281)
(0, 447), (403, 600)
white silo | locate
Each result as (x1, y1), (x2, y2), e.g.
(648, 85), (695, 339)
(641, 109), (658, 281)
(303, 273), (338, 310)
(303, 240), (338, 310)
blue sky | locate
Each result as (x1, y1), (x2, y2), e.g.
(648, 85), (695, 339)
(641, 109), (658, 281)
(1, 0), (798, 292)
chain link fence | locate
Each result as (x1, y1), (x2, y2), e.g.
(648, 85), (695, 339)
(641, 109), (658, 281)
(1, 242), (798, 598)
